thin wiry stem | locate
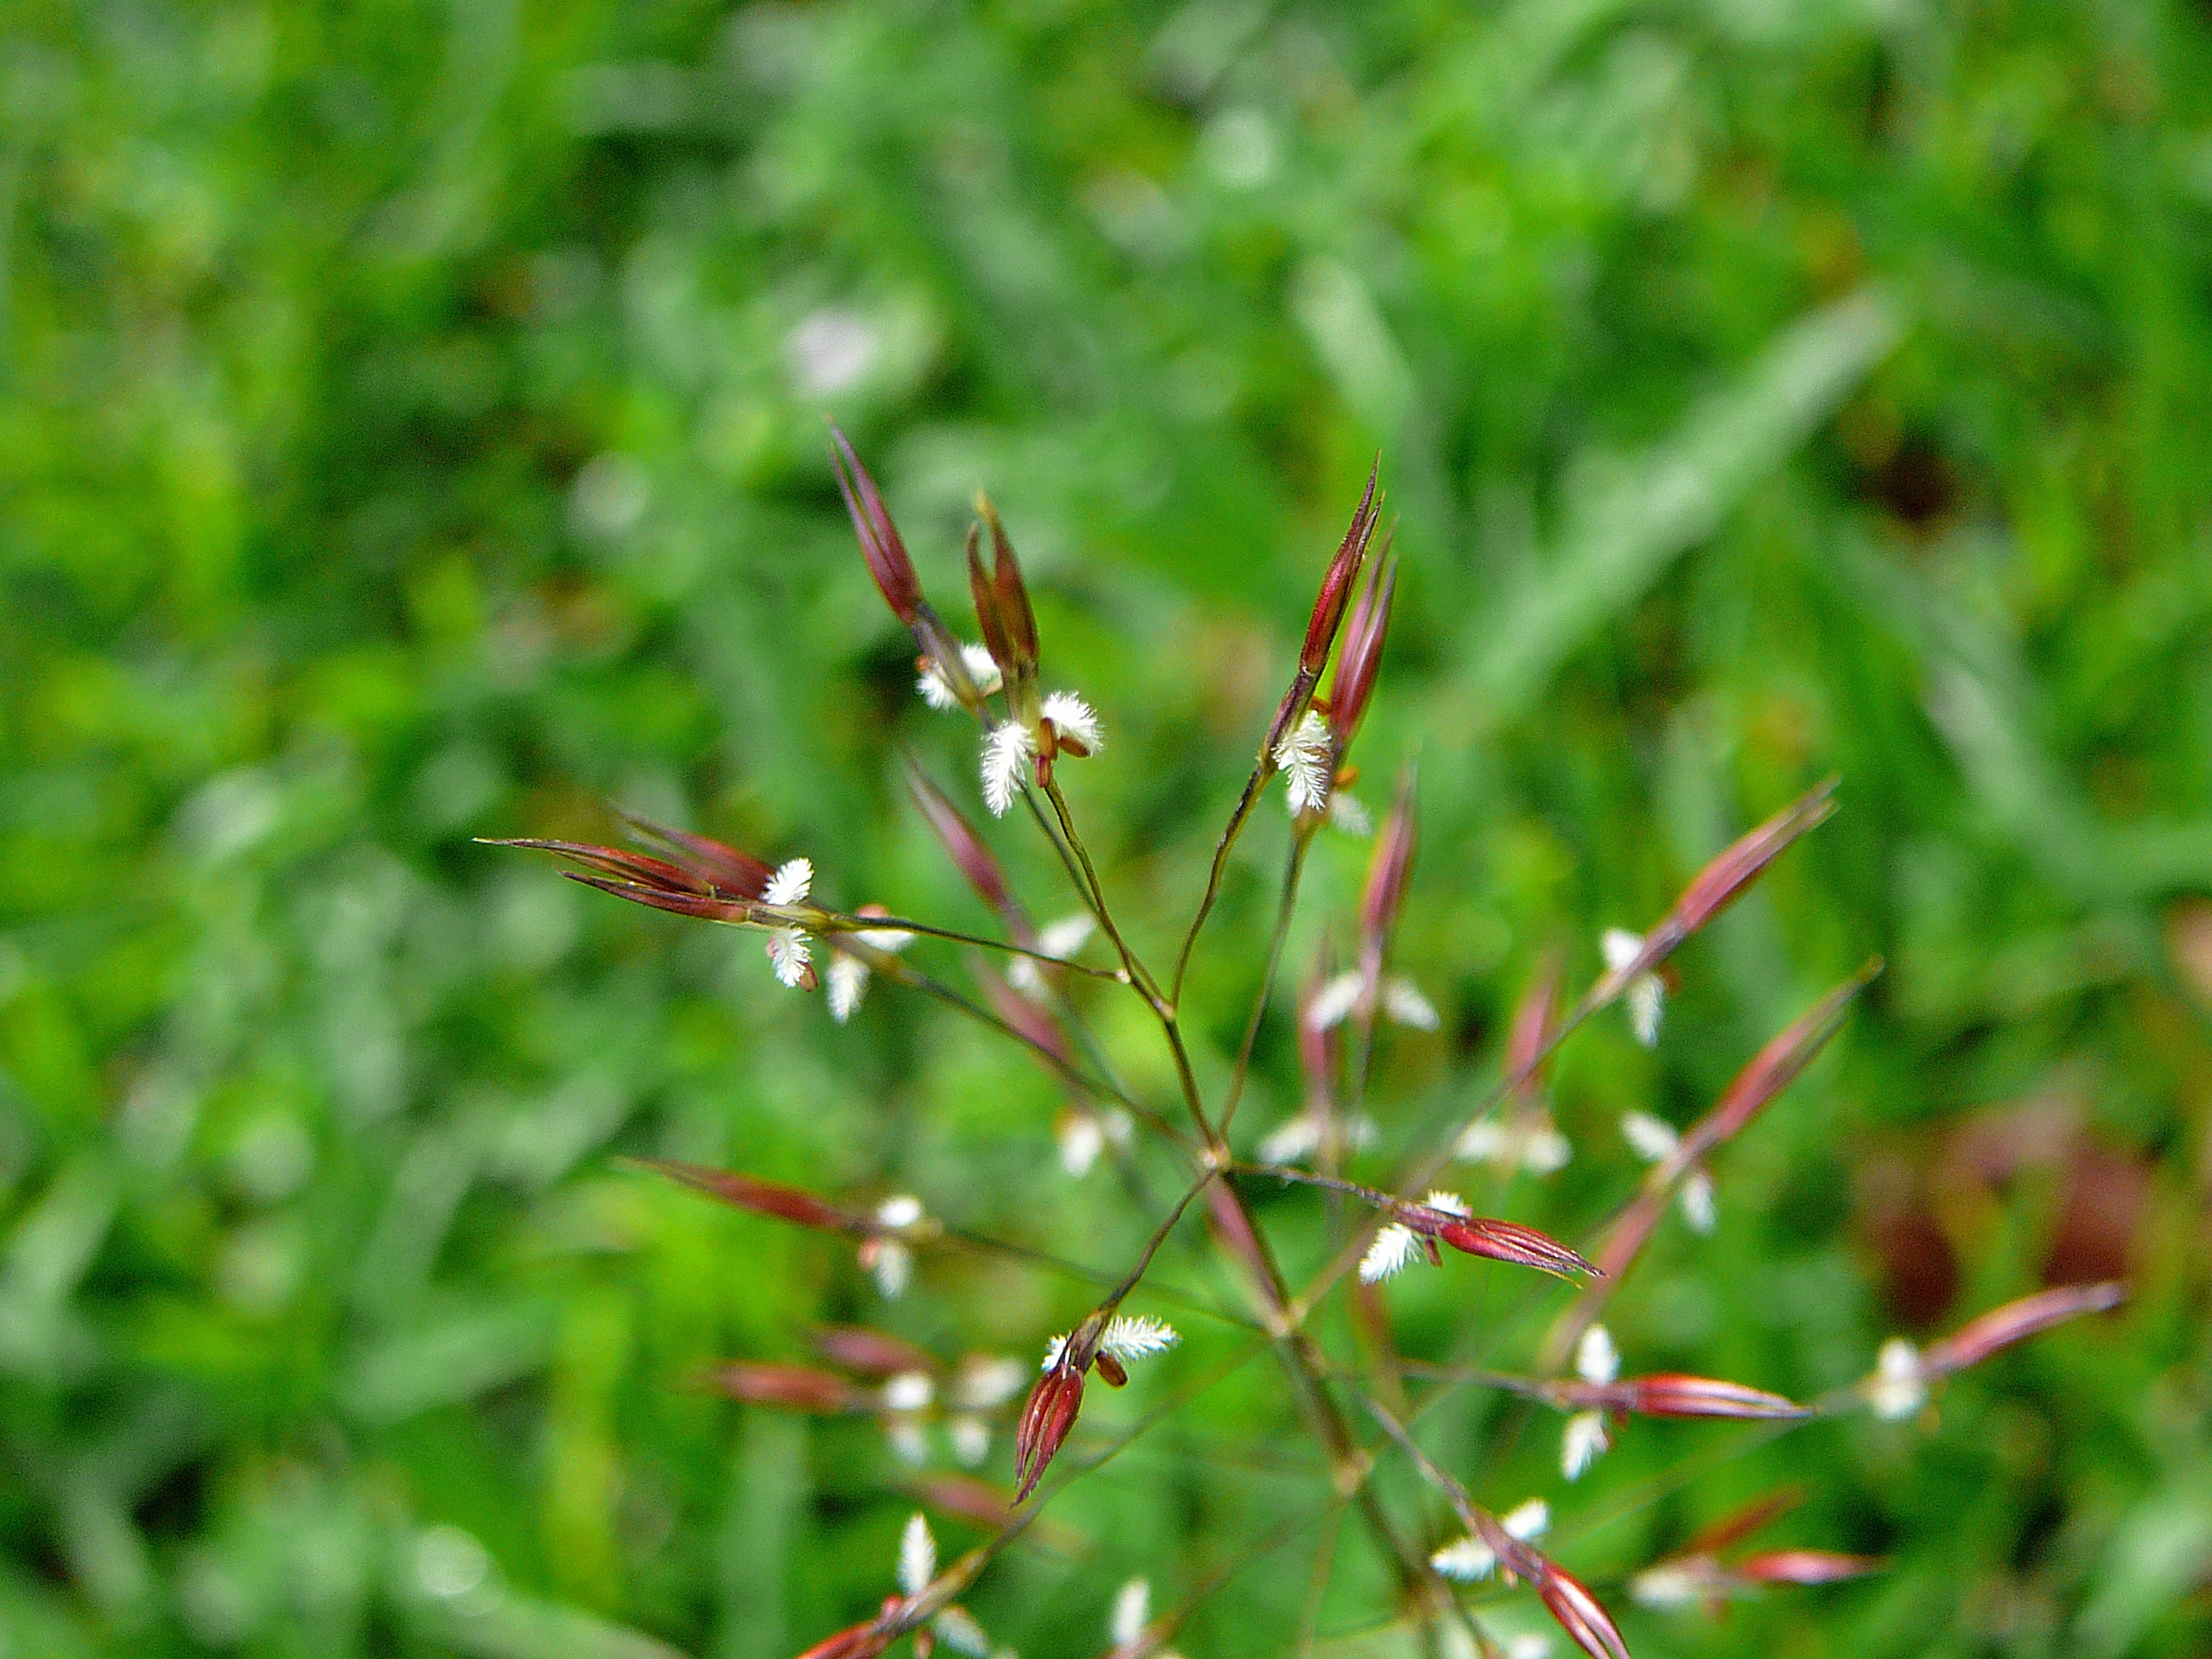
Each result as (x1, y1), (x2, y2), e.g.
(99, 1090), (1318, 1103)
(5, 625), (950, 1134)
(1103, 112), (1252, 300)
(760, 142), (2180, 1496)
(1218, 823), (1318, 1140)
(1173, 750), (1280, 1004)
(834, 912), (1126, 979)
(876, 957), (1193, 1156)
(931, 1219), (1260, 1334)
(1294, 1506), (1345, 1659)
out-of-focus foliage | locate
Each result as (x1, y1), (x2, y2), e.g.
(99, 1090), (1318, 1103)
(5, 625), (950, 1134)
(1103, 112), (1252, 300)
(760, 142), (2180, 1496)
(3, 1), (2209, 1656)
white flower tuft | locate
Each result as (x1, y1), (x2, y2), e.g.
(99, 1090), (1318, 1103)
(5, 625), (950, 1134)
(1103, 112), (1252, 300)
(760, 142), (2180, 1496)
(948, 1414), (991, 1468)
(1679, 1167), (1717, 1234)
(883, 1371), (934, 1414)
(1382, 976), (1440, 1030)
(1866, 1336), (1927, 1421)
(1359, 1223), (1421, 1284)
(918, 644), (1005, 709)
(1274, 709), (1334, 815)
(1630, 1561), (1705, 1609)
(1602, 928), (1665, 1045)
(931, 1605), (992, 1656)
(1305, 970), (1364, 1032)
(765, 858), (814, 908)
(1422, 1189), (1470, 1217)
(954, 1356), (1027, 1410)
(767, 928), (812, 988)
(1455, 1118), (1572, 1175)
(982, 721), (1037, 817)
(1328, 791), (1372, 836)
(1600, 928), (1643, 975)
(1040, 690), (1103, 753)
(1561, 1409), (1611, 1479)
(886, 1418), (930, 1465)
(1430, 1535), (1497, 1583)
(869, 1239), (913, 1300)
(1098, 1315), (1179, 1364)
(1576, 1323), (1620, 1385)
(1109, 1577), (1150, 1646)
(1258, 1111), (1376, 1166)
(876, 1195), (923, 1230)
(1008, 913), (1095, 993)
(1429, 1500), (1548, 1583)
(899, 1513), (936, 1599)
(827, 953), (868, 1022)
(1627, 975), (1665, 1046)
(1058, 1112), (1105, 1178)
(1620, 1111), (1681, 1163)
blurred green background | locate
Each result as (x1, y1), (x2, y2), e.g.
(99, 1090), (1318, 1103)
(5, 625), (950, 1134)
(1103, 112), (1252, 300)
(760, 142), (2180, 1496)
(4, 0), (2211, 1654)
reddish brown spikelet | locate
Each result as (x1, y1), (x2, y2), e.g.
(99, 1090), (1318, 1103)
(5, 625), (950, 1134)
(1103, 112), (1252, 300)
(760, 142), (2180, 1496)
(1296, 944), (1342, 1115)
(906, 762), (1023, 929)
(1435, 1217), (1596, 1281)
(630, 1157), (857, 1234)
(1681, 960), (1880, 1163)
(481, 837), (760, 922)
(1325, 535), (1396, 744)
(1359, 770), (1418, 947)
(978, 495), (1039, 671)
(1921, 1280), (2126, 1378)
(705, 1363), (862, 1413)
(1300, 461), (1381, 673)
(1669, 776), (1839, 935)
(965, 524), (1017, 683)
(813, 1326), (942, 1378)
(831, 423), (923, 626)
(909, 1475), (1017, 1532)
(1682, 1486), (1805, 1556)
(1734, 1550), (1883, 1586)
(1620, 1374), (1808, 1420)
(982, 972), (1073, 1065)
(1535, 1557), (1633, 1659)
(1205, 1182), (1286, 1316)
(1507, 953), (1564, 1096)
(617, 811), (775, 898)
(1014, 1361), (1084, 1500)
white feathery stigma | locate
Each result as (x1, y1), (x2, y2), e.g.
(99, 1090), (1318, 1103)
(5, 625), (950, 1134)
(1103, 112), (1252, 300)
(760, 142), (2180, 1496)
(1422, 1189), (1471, 1217)
(1679, 1166), (1718, 1234)
(1381, 976), (1440, 1030)
(1256, 1110), (1376, 1167)
(898, 1513), (936, 1599)
(1602, 928), (1665, 1046)
(1109, 1577), (1150, 1646)
(825, 925), (909, 1024)
(982, 721), (1036, 817)
(1098, 1315), (1179, 1363)
(1058, 1112), (1105, 1178)
(765, 858), (813, 908)
(1040, 690), (1103, 753)
(1455, 1117), (1572, 1175)
(1328, 791), (1372, 835)
(1007, 912), (1094, 994)
(1866, 1336), (1927, 1421)
(882, 1372), (934, 1414)
(918, 644), (1004, 709)
(1621, 1110), (1681, 1163)
(1359, 1223), (1421, 1284)
(1274, 709), (1333, 815)
(931, 1605), (991, 1656)
(1429, 1499), (1548, 1582)
(948, 1415), (990, 1468)
(1576, 1323), (1620, 1385)
(1630, 1560), (1707, 1609)
(1561, 1410), (1611, 1480)
(1305, 970), (1364, 1031)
